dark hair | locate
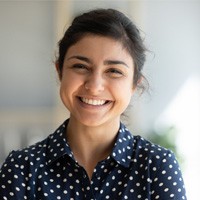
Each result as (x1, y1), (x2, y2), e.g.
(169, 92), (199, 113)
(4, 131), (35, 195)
(56, 8), (147, 90)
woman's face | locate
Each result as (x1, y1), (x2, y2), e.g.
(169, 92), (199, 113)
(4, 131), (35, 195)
(59, 35), (136, 127)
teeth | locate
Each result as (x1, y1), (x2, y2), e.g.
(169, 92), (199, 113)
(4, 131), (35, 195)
(81, 98), (106, 106)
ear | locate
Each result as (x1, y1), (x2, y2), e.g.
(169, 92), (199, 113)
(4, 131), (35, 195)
(137, 76), (143, 86)
(131, 86), (136, 96)
(55, 62), (62, 80)
(131, 76), (143, 95)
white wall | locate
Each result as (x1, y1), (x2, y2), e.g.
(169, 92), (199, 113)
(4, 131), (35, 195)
(135, 1), (200, 132)
(130, 2), (200, 199)
(0, 1), (56, 108)
(0, 1), (58, 163)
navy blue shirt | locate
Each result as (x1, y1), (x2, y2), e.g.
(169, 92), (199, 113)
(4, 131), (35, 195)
(0, 120), (187, 199)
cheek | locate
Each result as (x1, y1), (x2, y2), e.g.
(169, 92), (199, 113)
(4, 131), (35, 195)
(112, 80), (133, 104)
(59, 76), (72, 100)
(60, 75), (84, 96)
(114, 78), (134, 93)
(123, 80), (135, 100)
(59, 80), (75, 111)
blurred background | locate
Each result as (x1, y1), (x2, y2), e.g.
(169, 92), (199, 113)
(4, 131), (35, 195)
(0, 1), (199, 199)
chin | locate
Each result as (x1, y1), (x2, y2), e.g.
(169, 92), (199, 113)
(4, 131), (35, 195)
(76, 114), (120, 128)
(79, 118), (106, 127)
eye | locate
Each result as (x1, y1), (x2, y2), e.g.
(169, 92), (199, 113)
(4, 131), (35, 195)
(109, 68), (122, 74)
(71, 64), (90, 73)
(107, 68), (124, 77)
(72, 64), (87, 69)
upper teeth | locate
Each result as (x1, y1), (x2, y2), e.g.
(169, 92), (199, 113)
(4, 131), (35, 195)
(81, 98), (106, 106)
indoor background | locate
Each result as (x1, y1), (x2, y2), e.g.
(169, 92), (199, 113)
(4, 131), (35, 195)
(0, 1), (199, 199)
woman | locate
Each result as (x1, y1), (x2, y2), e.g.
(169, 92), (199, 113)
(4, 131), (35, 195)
(0, 9), (187, 199)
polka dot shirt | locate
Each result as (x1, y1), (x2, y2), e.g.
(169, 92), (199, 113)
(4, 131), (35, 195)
(0, 119), (187, 199)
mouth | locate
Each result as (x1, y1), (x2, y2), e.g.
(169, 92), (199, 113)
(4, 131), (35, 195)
(79, 97), (110, 106)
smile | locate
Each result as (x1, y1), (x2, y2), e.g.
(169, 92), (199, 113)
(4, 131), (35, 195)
(80, 97), (108, 106)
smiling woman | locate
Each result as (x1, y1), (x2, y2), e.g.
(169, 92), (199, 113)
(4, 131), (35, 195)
(0, 8), (187, 200)
(59, 35), (134, 128)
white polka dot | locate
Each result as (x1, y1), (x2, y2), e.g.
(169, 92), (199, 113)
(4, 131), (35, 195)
(170, 194), (175, 198)
(164, 188), (169, 192)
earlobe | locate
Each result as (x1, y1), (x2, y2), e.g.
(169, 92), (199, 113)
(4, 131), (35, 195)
(137, 76), (143, 85)
(131, 87), (136, 96)
(136, 77), (143, 89)
(131, 77), (143, 95)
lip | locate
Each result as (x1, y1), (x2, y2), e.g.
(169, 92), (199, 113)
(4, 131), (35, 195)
(77, 96), (112, 107)
(81, 97), (106, 106)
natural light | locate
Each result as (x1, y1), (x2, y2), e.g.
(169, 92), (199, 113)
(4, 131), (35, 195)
(156, 75), (200, 200)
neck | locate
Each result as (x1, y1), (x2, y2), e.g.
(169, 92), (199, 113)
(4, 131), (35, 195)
(65, 116), (120, 179)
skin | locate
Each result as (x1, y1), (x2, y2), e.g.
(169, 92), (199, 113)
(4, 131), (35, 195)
(56, 34), (136, 179)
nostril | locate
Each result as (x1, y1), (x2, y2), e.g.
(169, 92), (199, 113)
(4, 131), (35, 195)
(84, 79), (105, 93)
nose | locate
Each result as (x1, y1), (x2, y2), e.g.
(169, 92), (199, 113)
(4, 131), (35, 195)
(84, 72), (105, 94)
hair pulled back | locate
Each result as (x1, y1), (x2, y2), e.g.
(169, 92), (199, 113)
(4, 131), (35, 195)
(57, 8), (147, 90)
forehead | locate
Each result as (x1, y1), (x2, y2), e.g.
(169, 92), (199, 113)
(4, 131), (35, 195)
(65, 34), (134, 64)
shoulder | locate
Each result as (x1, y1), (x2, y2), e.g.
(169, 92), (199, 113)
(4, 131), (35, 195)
(132, 135), (184, 183)
(120, 123), (172, 159)
(131, 136), (187, 198)
(0, 135), (51, 198)
(133, 136), (177, 168)
(0, 120), (68, 171)
(0, 134), (50, 174)
(117, 123), (179, 172)
(134, 136), (187, 198)
(118, 123), (177, 168)
(133, 135), (175, 161)
(0, 121), (69, 198)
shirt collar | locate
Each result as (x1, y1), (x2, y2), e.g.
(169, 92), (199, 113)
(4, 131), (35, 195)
(110, 122), (135, 168)
(46, 119), (73, 166)
(46, 120), (135, 168)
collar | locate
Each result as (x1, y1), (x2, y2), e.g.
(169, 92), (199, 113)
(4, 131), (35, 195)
(110, 122), (135, 168)
(46, 120), (135, 168)
(46, 119), (73, 166)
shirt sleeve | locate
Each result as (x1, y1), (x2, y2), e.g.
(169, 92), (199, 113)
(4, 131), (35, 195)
(0, 151), (27, 200)
(150, 150), (187, 199)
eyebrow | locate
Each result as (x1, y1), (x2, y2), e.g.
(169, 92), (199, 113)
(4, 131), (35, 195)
(67, 55), (129, 68)
(67, 55), (91, 63)
(104, 60), (129, 68)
